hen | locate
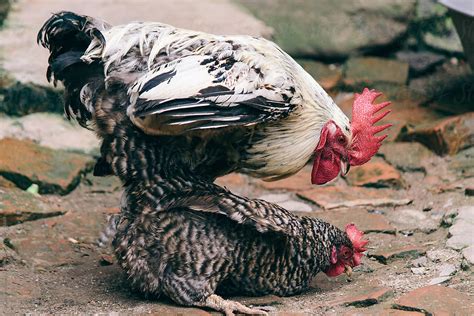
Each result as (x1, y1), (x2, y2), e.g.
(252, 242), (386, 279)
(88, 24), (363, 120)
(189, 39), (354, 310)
(113, 201), (368, 315)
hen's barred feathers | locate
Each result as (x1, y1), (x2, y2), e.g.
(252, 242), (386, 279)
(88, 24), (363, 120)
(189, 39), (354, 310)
(113, 200), (354, 306)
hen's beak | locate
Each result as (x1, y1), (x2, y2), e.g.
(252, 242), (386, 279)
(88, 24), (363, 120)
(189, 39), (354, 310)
(340, 158), (350, 177)
(344, 265), (353, 277)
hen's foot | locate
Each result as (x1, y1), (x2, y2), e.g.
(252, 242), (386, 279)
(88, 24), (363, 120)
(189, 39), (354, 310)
(199, 294), (268, 316)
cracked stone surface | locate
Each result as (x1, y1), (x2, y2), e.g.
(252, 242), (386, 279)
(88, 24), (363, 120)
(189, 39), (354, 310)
(0, 138), (94, 194)
(0, 1), (473, 314)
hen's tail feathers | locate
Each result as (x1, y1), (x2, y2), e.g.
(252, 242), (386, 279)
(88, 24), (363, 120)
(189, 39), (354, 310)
(37, 11), (110, 127)
(98, 214), (120, 248)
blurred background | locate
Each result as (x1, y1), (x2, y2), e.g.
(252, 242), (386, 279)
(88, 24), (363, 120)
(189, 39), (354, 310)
(0, 1), (473, 315)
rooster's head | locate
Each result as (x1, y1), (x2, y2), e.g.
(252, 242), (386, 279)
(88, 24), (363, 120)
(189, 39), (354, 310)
(311, 88), (391, 185)
(325, 223), (368, 277)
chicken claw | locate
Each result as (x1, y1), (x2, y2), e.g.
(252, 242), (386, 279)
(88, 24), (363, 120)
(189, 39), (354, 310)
(200, 294), (268, 316)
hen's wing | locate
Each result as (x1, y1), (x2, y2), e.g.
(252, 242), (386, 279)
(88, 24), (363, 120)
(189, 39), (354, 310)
(161, 182), (303, 236)
(126, 46), (298, 135)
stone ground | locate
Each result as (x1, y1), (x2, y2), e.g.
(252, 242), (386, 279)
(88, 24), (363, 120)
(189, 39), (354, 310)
(1, 0), (474, 315)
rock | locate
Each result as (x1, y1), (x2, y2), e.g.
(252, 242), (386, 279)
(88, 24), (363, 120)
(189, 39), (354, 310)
(411, 256), (428, 267)
(446, 205), (474, 250)
(378, 142), (435, 172)
(0, 113), (99, 154)
(457, 205), (474, 223)
(0, 239), (19, 266)
(466, 187), (474, 196)
(328, 287), (393, 307)
(344, 57), (409, 86)
(345, 158), (406, 189)
(395, 51), (445, 76)
(428, 276), (452, 285)
(0, 0), (10, 26)
(298, 186), (411, 210)
(215, 173), (248, 194)
(259, 193), (314, 212)
(409, 63), (473, 115)
(369, 245), (425, 264)
(276, 200), (313, 213)
(437, 263), (457, 277)
(0, 82), (64, 116)
(449, 220), (474, 236)
(0, 138), (94, 195)
(426, 248), (462, 263)
(258, 193), (293, 203)
(411, 267), (426, 275)
(0, 175), (16, 188)
(396, 112), (474, 156)
(257, 167), (313, 191)
(462, 246), (474, 265)
(449, 147), (474, 178)
(387, 209), (439, 234)
(446, 234), (474, 250)
(236, 0), (416, 58)
(441, 208), (459, 227)
(99, 254), (114, 266)
(423, 24), (463, 54)
(297, 60), (342, 90)
(301, 208), (395, 234)
(393, 285), (474, 315)
(0, 188), (65, 226)
(5, 210), (107, 268)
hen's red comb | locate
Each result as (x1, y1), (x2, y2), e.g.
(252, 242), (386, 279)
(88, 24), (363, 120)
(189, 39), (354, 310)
(349, 88), (392, 166)
(345, 223), (368, 252)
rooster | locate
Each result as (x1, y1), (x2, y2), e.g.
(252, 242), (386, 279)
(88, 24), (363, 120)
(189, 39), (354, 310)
(38, 12), (386, 314)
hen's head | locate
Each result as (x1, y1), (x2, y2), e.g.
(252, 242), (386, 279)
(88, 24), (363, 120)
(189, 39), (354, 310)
(325, 224), (368, 277)
(311, 88), (391, 185)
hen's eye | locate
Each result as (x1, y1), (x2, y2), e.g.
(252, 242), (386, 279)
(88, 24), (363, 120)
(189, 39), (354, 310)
(337, 135), (346, 145)
(341, 249), (352, 259)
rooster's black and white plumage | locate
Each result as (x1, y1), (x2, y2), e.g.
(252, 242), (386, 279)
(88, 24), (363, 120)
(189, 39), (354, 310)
(38, 11), (388, 314)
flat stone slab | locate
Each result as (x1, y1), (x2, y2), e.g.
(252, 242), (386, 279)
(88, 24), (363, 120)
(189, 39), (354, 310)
(393, 285), (474, 315)
(0, 113), (99, 154)
(297, 60), (342, 90)
(0, 175), (16, 188)
(328, 287), (393, 307)
(299, 208), (395, 234)
(236, 0), (415, 58)
(298, 186), (411, 210)
(0, 188), (65, 226)
(344, 57), (409, 86)
(378, 142), (435, 172)
(397, 112), (474, 156)
(462, 246), (474, 265)
(386, 209), (439, 234)
(257, 167), (314, 191)
(0, 138), (94, 195)
(5, 209), (107, 268)
(369, 245), (425, 264)
(259, 193), (314, 212)
(345, 158), (405, 189)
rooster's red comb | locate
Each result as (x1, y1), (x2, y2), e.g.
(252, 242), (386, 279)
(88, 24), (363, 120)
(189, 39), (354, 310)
(345, 223), (368, 252)
(349, 88), (391, 166)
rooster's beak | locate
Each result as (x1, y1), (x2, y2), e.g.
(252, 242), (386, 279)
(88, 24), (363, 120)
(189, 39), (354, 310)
(340, 158), (350, 177)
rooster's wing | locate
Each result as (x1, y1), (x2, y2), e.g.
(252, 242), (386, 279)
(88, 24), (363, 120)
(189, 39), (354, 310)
(127, 51), (298, 135)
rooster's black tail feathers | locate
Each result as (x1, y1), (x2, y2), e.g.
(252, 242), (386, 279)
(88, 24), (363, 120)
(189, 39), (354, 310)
(37, 11), (109, 126)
